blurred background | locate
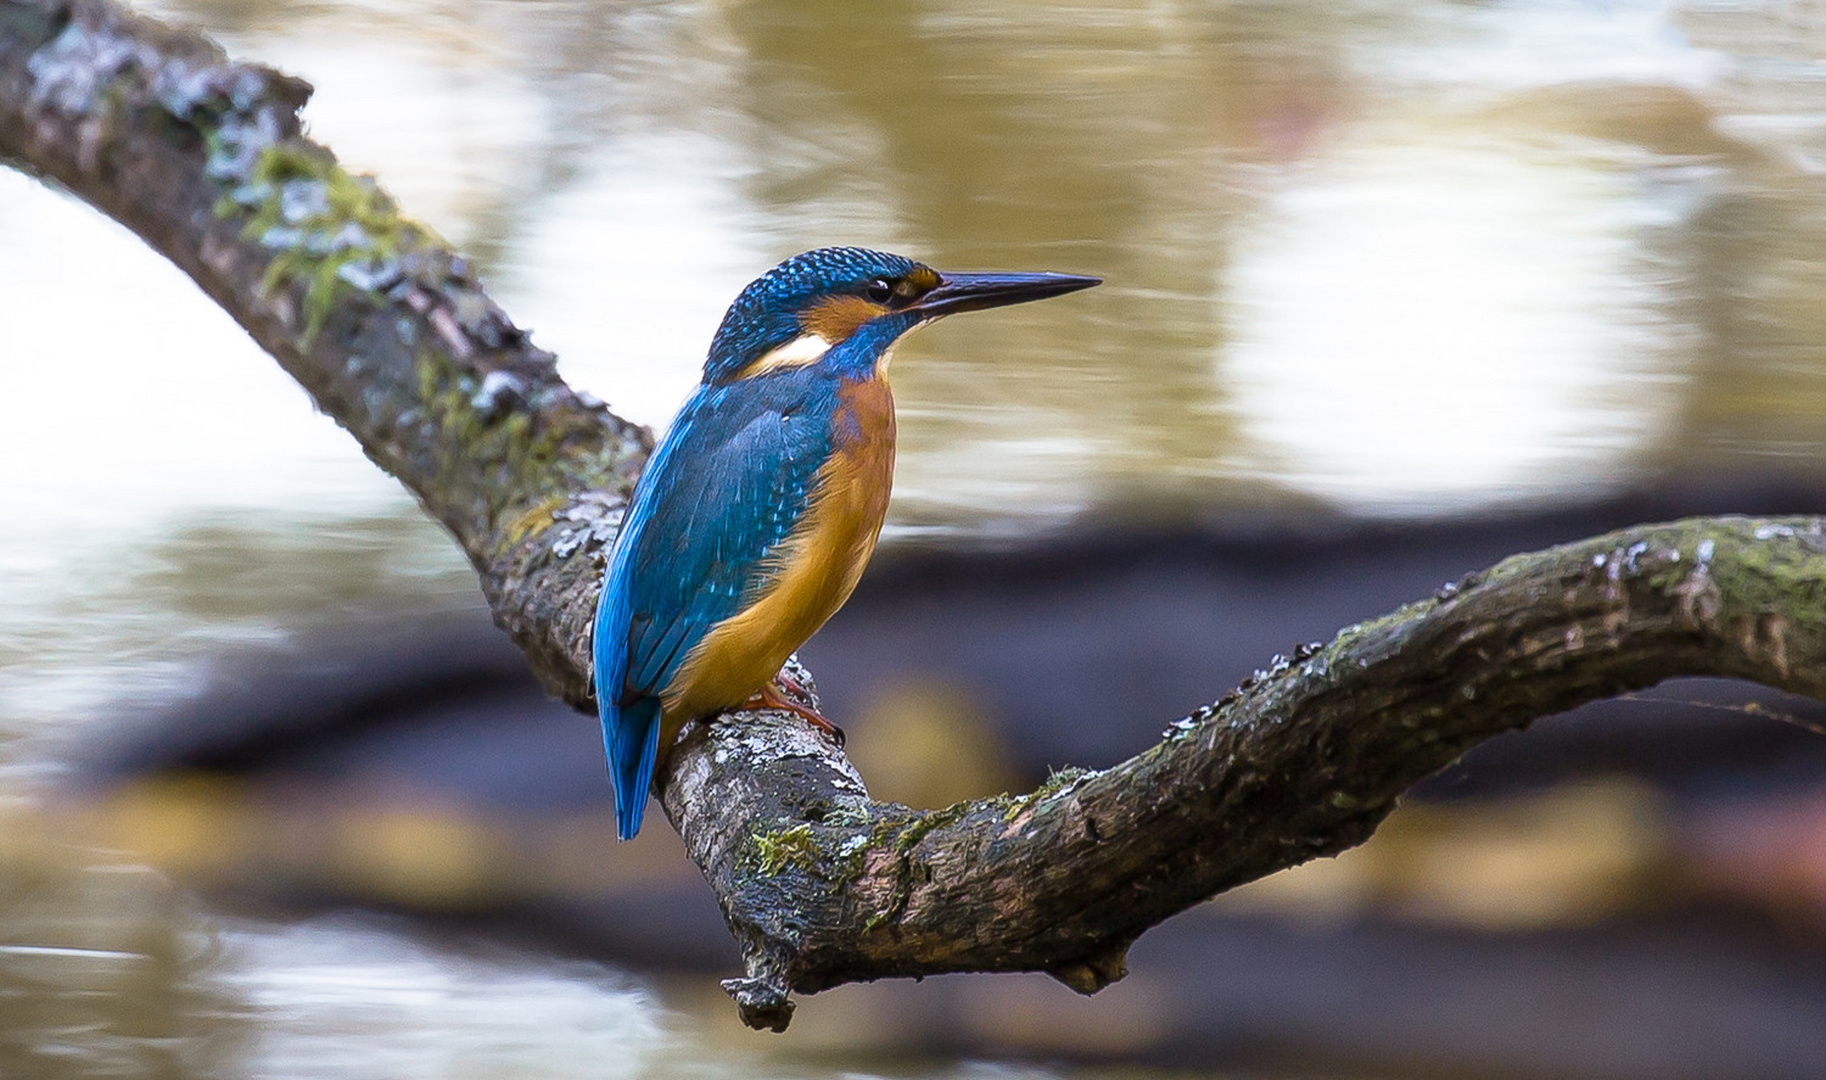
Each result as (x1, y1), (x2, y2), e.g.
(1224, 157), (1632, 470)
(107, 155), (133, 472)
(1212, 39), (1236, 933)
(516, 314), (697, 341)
(6, 0), (1826, 1076)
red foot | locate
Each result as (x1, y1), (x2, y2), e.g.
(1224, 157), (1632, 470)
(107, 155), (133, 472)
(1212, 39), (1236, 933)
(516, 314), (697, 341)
(774, 667), (814, 702)
(743, 680), (845, 747)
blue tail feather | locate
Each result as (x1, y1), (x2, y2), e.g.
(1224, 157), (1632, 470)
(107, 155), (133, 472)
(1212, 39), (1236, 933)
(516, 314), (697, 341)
(604, 696), (663, 841)
(595, 531), (662, 841)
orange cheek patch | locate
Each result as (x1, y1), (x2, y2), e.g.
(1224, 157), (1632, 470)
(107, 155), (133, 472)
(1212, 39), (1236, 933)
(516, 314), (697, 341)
(801, 295), (888, 343)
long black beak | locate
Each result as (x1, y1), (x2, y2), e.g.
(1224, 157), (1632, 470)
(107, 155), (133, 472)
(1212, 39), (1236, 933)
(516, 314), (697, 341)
(912, 270), (1101, 318)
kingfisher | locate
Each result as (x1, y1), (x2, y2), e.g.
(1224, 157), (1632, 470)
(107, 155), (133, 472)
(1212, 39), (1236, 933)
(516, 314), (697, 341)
(592, 246), (1099, 839)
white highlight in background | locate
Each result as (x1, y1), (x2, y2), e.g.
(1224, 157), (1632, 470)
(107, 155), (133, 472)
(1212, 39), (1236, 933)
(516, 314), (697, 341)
(1223, 130), (1692, 515)
(497, 129), (768, 433)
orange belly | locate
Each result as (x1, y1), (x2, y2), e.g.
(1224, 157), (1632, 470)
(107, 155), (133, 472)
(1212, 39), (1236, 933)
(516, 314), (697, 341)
(660, 377), (895, 735)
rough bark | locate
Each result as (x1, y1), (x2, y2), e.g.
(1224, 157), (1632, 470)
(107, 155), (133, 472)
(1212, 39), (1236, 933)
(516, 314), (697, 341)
(6, 0), (1826, 1034)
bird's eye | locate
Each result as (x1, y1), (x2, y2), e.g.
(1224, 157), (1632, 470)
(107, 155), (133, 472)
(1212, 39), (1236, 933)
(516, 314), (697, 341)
(864, 278), (895, 304)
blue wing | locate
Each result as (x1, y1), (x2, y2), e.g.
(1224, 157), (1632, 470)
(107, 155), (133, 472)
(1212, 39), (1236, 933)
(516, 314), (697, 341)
(594, 369), (838, 839)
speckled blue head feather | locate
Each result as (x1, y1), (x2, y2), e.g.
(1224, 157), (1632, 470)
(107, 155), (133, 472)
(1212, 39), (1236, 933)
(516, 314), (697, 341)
(703, 247), (924, 383)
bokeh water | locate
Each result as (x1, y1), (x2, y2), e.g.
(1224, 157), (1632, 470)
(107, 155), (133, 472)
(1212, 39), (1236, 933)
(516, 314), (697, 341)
(5, 0), (1826, 1074)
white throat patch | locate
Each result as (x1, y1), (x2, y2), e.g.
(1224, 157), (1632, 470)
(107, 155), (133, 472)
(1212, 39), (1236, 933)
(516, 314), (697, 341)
(876, 318), (932, 376)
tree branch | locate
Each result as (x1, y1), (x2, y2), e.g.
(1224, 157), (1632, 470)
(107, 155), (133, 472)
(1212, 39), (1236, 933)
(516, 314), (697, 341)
(6, 0), (1825, 1034)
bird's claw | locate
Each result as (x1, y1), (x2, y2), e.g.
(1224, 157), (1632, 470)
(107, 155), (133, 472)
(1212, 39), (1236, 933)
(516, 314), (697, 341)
(744, 679), (846, 747)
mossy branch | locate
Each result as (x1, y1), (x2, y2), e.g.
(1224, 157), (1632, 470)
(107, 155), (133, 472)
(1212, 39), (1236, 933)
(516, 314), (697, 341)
(6, 0), (1826, 1035)
(663, 517), (1826, 1029)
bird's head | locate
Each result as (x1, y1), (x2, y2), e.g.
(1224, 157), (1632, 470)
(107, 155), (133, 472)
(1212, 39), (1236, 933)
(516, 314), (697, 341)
(702, 246), (1099, 384)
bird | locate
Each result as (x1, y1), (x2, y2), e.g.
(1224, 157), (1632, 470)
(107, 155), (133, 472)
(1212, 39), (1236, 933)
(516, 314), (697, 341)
(593, 246), (1100, 840)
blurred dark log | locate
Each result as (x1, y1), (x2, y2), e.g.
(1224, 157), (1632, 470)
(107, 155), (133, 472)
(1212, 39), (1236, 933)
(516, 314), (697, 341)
(81, 478), (1826, 802)
(10, 0), (1826, 1037)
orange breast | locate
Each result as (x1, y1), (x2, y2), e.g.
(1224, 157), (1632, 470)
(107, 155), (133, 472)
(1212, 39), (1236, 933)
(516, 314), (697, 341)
(660, 376), (896, 732)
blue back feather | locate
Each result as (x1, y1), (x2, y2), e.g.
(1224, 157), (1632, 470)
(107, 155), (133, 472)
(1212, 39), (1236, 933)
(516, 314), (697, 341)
(594, 367), (843, 838)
